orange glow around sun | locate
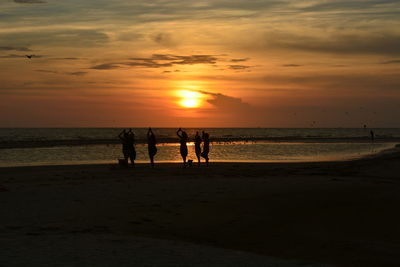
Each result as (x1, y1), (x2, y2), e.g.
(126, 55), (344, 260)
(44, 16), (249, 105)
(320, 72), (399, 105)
(177, 90), (203, 108)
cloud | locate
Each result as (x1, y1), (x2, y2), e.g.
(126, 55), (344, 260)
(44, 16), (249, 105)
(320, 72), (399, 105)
(146, 54), (178, 61)
(14, 0), (46, 3)
(35, 70), (88, 76)
(35, 69), (58, 74)
(260, 72), (400, 93)
(263, 31), (400, 55)
(175, 55), (218, 65)
(126, 61), (173, 68)
(198, 90), (252, 111)
(380, 59), (400, 64)
(92, 54), (220, 70)
(0, 54), (43, 58)
(118, 32), (143, 42)
(151, 33), (176, 46)
(90, 63), (121, 70)
(282, 64), (302, 67)
(67, 71), (87, 76)
(231, 58), (249, 62)
(0, 46), (31, 51)
(298, 0), (400, 13)
(0, 54), (26, 58)
(195, 90), (262, 125)
(130, 54), (218, 66)
(4, 0), (400, 31)
(51, 57), (82, 61)
(228, 65), (251, 70)
(0, 30), (109, 47)
(196, 71), (400, 95)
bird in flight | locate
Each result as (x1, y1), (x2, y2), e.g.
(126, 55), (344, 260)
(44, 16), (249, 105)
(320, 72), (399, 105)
(25, 55), (35, 59)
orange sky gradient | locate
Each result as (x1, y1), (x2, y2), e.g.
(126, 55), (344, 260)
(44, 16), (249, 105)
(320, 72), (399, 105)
(1, 0), (400, 127)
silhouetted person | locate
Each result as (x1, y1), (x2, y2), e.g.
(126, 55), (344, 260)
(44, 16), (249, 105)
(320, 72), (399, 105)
(177, 128), (188, 167)
(147, 127), (157, 168)
(201, 131), (210, 166)
(118, 129), (129, 164)
(127, 129), (136, 166)
(194, 131), (202, 166)
(370, 130), (374, 141)
(118, 129), (136, 166)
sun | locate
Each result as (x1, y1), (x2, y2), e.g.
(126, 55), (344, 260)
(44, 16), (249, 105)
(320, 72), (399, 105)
(180, 98), (199, 108)
(177, 90), (203, 108)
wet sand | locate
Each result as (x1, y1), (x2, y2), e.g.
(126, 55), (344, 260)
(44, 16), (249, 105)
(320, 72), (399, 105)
(1, 150), (400, 266)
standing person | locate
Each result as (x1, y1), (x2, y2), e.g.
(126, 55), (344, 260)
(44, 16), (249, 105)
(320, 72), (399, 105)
(201, 131), (210, 166)
(118, 129), (129, 165)
(147, 127), (157, 168)
(370, 130), (375, 141)
(126, 129), (136, 166)
(176, 128), (188, 167)
(118, 129), (135, 166)
(194, 131), (202, 166)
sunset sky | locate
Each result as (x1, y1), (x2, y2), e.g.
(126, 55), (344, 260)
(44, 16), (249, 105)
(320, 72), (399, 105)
(1, 0), (399, 127)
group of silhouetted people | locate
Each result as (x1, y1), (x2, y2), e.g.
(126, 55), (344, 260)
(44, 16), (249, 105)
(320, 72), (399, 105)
(118, 128), (210, 168)
(177, 128), (210, 167)
(118, 129), (136, 166)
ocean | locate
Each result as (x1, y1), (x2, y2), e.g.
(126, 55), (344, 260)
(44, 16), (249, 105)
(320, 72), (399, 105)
(0, 128), (399, 167)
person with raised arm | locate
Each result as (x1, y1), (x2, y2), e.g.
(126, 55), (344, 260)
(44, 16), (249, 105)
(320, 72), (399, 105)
(118, 129), (133, 166)
(194, 131), (202, 166)
(201, 130), (210, 166)
(126, 128), (136, 166)
(176, 128), (188, 167)
(147, 127), (157, 168)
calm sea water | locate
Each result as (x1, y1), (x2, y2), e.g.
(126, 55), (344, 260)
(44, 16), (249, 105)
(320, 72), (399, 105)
(0, 128), (399, 167)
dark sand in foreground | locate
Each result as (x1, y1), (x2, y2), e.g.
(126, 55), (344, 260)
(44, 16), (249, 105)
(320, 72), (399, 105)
(1, 150), (400, 266)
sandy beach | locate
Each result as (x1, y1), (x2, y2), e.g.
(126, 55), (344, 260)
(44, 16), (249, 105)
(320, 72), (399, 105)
(1, 149), (400, 266)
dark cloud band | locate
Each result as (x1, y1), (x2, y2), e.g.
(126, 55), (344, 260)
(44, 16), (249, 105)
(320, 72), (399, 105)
(14, 0), (46, 4)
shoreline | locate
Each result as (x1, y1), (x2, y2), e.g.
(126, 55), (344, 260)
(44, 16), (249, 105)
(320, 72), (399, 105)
(1, 142), (399, 169)
(1, 147), (400, 266)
